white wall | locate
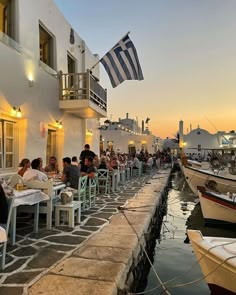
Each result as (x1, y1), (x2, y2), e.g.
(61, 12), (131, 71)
(0, 0), (102, 171)
(100, 130), (157, 154)
(184, 128), (219, 150)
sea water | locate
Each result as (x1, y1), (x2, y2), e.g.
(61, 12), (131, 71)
(143, 171), (213, 295)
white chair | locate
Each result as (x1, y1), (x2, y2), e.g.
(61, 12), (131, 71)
(132, 167), (139, 177)
(23, 180), (57, 229)
(146, 164), (153, 175)
(8, 174), (23, 188)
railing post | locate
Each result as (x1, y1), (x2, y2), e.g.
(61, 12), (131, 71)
(86, 70), (90, 101)
(58, 71), (63, 100)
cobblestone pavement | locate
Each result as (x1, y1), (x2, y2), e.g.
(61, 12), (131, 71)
(0, 173), (154, 295)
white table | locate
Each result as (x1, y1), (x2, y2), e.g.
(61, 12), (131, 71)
(10, 189), (49, 245)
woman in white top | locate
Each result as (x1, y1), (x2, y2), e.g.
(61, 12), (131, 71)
(23, 158), (48, 182)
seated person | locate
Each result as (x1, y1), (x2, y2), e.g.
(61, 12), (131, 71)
(0, 184), (8, 228)
(80, 144), (96, 173)
(45, 156), (59, 174)
(23, 158), (48, 182)
(18, 158), (30, 177)
(81, 156), (97, 179)
(71, 156), (79, 167)
(131, 154), (140, 169)
(110, 157), (118, 170)
(61, 157), (80, 189)
(147, 155), (154, 167)
(38, 157), (45, 172)
(98, 156), (108, 169)
(98, 156), (113, 171)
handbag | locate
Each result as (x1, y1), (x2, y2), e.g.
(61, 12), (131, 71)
(60, 191), (73, 205)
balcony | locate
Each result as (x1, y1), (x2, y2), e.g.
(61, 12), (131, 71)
(59, 70), (107, 118)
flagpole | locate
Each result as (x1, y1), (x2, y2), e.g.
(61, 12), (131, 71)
(89, 31), (131, 72)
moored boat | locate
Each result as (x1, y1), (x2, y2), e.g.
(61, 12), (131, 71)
(183, 165), (236, 195)
(187, 230), (236, 295)
(198, 187), (236, 225)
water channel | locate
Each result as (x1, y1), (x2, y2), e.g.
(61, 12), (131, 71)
(141, 169), (236, 295)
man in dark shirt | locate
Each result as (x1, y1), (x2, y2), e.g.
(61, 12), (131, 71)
(62, 157), (80, 189)
(80, 144), (96, 173)
(81, 156), (96, 179)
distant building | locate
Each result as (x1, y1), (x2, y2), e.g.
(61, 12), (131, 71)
(100, 114), (161, 154)
(162, 138), (179, 155)
(178, 120), (236, 159)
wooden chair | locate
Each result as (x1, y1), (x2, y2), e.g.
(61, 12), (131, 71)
(97, 169), (109, 194)
(74, 175), (87, 211)
(1, 197), (14, 270)
(0, 226), (7, 269)
(87, 174), (97, 208)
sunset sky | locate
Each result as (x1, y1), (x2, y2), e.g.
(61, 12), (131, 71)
(55, 0), (236, 138)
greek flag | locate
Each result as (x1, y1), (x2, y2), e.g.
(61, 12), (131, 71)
(100, 33), (144, 88)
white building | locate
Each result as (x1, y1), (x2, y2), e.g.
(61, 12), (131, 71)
(0, 0), (107, 174)
(100, 114), (161, 154)
(178, 120), (236, 159)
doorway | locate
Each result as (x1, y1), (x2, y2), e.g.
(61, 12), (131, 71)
(46, 129), (56, 165)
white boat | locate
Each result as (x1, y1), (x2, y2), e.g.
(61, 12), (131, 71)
(187, 230), (236, 295)
(187, 159), (203, 168)
(198, 187), (236, 225)
(182, 165), (236, 195)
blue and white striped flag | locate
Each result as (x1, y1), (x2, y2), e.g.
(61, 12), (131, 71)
(100, 33), (144, 88)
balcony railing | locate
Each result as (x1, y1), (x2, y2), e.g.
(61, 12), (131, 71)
(59, 70), (107, 118)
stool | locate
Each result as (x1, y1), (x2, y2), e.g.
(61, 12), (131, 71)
(55, 201), (82, 227)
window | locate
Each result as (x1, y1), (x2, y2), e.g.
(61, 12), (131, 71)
(0, 120), (15, 170)
(0, 0), (14, 38)
(39, 24), (55, 70)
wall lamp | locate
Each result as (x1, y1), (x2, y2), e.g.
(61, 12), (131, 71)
(56, 120), (63, 129)
(86, 130), (93, 136)
(11, 106), (22, 118)
(28, 74), (34, 87)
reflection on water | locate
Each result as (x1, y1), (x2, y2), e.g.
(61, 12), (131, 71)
(144, 170), (235, 295)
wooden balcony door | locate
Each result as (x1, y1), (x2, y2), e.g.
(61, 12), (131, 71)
(46, 129), (56, 165)
(67, 53), (76, 88)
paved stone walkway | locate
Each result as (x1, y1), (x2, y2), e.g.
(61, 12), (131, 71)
(0, 173), (154, 295)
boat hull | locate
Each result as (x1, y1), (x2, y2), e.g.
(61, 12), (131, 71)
(183, 165), (236, 195)
(198, 190), (236, 225)
(187, 230), (236, 294)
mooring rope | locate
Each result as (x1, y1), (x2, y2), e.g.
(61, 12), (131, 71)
(119, 204), (236, 295)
